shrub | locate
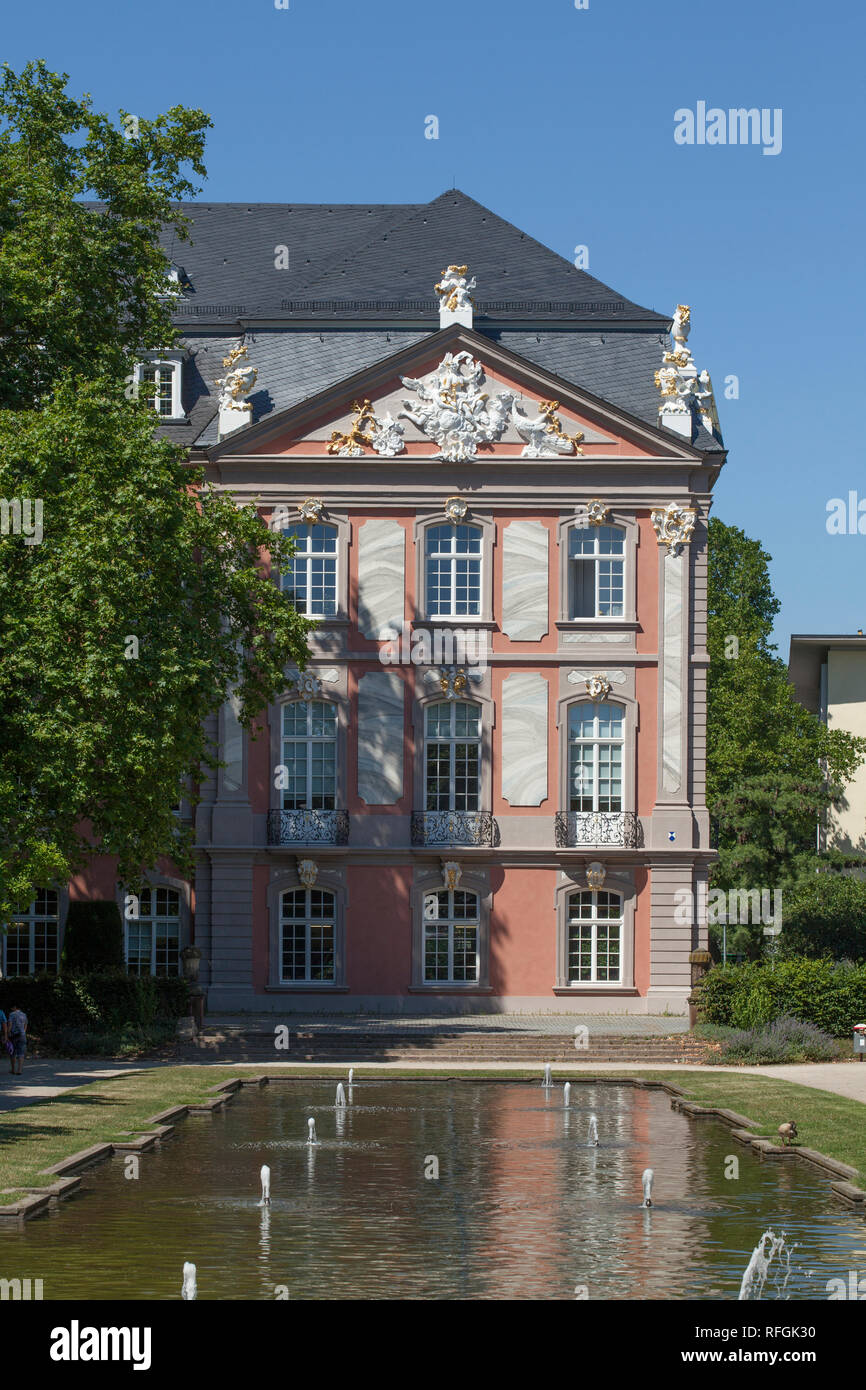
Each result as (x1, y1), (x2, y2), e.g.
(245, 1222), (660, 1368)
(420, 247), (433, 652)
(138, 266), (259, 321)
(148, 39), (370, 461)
(61, 900), (125, 972)
(779, 873), (866, 960)
(0, 971), (189, 1032)
(706, 1014), (839, 1065)
(697, 958), (866, 1036)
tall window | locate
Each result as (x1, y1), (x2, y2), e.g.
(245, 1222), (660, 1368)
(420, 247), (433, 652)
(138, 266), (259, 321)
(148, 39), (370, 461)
(423, 888), (479, 983)
(280, 888), (335, 982)
(281, 701), (337, 809)
(567, 890), (623, 983)
(568, 525), (625, 618)
(4, 890), (59, 976)
(425, 524), (482, 617)
(282, 524), (337, 617)
(425, 701), (480, 811)
(127, 887), (181, 977)
(568, 702), (624, 812)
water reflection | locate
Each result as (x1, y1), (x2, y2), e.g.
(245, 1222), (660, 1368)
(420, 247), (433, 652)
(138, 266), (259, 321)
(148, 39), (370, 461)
(3, 1081), (863, 1300)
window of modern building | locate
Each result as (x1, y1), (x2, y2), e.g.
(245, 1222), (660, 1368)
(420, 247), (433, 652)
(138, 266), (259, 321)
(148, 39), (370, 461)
(423, 888), (480, 983)
(281, 524), (338, 617)
(568, 701), (624, 812)
(281, 701), (337, 810)
(280, 888), (336, 983)
(567, 525), (625, 618)
(425, 523), (482, 618)
(425, 701), (481, 811)
(126, 887), (181, 977)
(3, 889), (59, 976)
(567, 889), (623, 983)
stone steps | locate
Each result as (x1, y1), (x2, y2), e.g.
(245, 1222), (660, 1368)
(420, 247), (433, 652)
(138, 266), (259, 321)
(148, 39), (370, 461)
(185, 1029), (707, 1064)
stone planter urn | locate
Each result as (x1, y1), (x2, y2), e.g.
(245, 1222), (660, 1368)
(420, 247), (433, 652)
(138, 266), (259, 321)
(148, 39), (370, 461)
(180, 946), (206, 1032)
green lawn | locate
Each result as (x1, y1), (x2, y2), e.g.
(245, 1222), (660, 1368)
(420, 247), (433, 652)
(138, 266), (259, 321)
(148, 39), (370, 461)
(1, 1065), (865, 1203)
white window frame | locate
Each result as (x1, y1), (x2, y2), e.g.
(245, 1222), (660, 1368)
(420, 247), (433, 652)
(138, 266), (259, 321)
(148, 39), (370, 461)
(424, 700), (481, 812)
(567, 701), (625, 813)
(281, 522), (339, 618)
(134, 353), (184, 421)
(279, 887), (337, 984)
(567, 524), (626, 620)
(125, 886), (182, 978)
(424, 522), (483, 619)
(566, 889), (624, 985)
(281, 700), (337, 810)
(3, 890), (60, 976)
(422, 887), (480, 985)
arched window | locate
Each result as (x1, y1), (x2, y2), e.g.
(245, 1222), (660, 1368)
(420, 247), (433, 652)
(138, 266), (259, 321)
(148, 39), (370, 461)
(423, 888), (479, 983)
(568, 702), (624, 812)
(280, 888), (335, 982)
(281, 701), (337, 810)
(127, 887), (181, 977)
(568, 525), (625, 618)
(425, 523), (482, 617)
(282, 523), (337, 617)
(425, 701), (480, 811)
(4, 889), (59, 976)
(567, 890), (623, 983)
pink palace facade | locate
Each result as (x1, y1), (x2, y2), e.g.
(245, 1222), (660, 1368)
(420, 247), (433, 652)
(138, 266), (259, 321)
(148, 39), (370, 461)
(14, 192), (725, 1015)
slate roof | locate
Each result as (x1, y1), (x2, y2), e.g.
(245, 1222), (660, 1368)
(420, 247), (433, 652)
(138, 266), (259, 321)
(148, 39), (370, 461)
(150, 189), (723, 452)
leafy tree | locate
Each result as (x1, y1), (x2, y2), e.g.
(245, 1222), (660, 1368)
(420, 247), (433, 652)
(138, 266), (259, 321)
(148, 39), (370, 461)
(0, 60), (209, 410)
(0, 66), (313, 919)
(61, 901), (125, 973)
(707, 519), (864, 887)
(779, 873), (866, 961)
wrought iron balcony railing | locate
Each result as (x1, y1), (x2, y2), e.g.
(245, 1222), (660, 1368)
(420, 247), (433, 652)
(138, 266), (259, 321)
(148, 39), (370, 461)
(267, 809), (350, 846)
(411, 811), (499, 847)
(554, 810), (642, 849)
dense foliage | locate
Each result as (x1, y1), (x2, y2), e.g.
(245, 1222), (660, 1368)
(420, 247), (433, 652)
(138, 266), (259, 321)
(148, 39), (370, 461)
(61, 900), (125, 972)
(697, 959), (866, 1036)
(0, 970), (189, 1029)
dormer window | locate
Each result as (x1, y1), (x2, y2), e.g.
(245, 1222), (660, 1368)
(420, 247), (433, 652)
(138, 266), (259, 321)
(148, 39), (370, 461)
(134, 354), (184, 420)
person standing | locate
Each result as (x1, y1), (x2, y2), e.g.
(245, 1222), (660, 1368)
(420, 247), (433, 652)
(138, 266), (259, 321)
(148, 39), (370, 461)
(7, 1005), (27, 1076)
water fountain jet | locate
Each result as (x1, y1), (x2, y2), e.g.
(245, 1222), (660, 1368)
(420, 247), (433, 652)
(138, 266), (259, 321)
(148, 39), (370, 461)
(739, 1230), (790, 1300)
(587, 1114), (598, 1146)
(181, 1262), (197, 1301)
(641, 1168), (654, 1207)
(307, 1117), (319, 1146)
(542, 1063), (553, 1088)
(563, 1082), (571, 1107)
(335, 1083), (347, 1107)
(260, 1164), (270, 1205)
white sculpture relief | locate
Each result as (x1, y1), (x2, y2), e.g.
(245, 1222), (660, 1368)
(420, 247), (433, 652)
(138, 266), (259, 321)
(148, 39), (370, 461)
(370, 413), (405, 456)
(298, 496), (324, 524)
(584, 499), (609, 526)
(215, 343), (257, 414)
(327, 400), (405, 457)
(423, 666), (483, 700)
(511, 399), (584, 458)
(441, 859), (463, 891)
(434, 265), (476, 313)
(444, 496), (469, 524)
(297, 858), (318, 888)
(653, 304), (718, 437)
(586, 861), (606, 890)
(286, 667), (339, 701)
(400, 352), (514, 462)
(650, 503), (696, 554)
(568, 669), (627, 700)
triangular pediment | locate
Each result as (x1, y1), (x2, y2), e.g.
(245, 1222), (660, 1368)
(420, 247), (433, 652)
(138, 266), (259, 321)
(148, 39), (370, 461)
(209, 326), (703, 463)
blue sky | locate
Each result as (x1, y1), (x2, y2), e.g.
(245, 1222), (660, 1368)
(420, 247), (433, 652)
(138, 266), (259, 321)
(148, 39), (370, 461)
(5, 0), (865, 654)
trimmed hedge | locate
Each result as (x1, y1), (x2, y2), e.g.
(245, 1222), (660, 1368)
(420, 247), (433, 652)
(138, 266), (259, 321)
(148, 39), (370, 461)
(61, 900), (125, 972)
(697, 959), (866, 1036)
(0, 971), (189, 1031)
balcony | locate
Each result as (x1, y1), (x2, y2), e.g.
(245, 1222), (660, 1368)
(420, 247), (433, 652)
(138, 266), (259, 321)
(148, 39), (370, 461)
(554, 811), (642, 849)
(267, 809), (350, 846)
(411, 811), (499, 847)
